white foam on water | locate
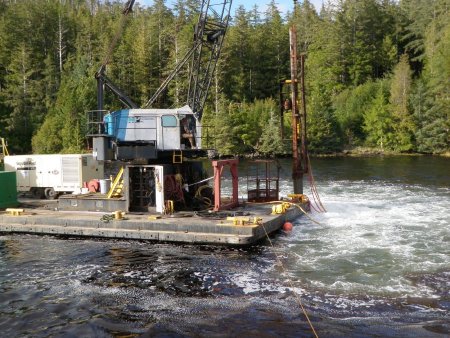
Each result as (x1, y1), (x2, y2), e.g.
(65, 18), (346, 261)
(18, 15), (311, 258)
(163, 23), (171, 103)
(275, 179), (450, 300)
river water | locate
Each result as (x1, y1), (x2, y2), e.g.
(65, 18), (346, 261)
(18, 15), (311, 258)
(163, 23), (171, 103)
(1, 156), (449, 337)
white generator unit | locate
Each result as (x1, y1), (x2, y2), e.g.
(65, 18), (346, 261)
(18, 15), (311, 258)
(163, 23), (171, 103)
(4, 154), (104, 199)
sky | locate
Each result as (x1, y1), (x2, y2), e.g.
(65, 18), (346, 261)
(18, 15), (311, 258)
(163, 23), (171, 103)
(138, 0), (323, 15)
(231, 0), (323, 14)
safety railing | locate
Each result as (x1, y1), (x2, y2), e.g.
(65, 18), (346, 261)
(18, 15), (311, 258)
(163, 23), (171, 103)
(86, 110), (110, 136)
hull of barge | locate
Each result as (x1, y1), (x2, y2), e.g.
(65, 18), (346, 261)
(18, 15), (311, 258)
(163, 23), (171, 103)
(0, 198), (306, 246)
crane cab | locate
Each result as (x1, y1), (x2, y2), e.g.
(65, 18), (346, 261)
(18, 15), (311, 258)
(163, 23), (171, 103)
(88, 105), (203, 161)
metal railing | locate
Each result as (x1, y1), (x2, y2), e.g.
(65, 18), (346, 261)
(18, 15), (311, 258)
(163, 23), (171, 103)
(86, 110), (110, 136)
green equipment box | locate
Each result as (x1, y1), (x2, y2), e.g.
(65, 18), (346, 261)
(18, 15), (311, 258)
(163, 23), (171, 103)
(0, 171), (18, 208)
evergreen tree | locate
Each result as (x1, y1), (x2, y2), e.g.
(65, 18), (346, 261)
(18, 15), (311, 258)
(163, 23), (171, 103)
(306, 3), (342, 152)
(258, 106), (286, 156)
(363, 80), (393, 150)
(33, 56), (96, 153)
(415, 5), (449, 153)
(222, 6), (254, 101)
(389, 54), (415, 151)
(0, 0), (447, 156)
(2, 43), (37, 153)
(307, 109), (342, 153)
(252, 1), (289, 98)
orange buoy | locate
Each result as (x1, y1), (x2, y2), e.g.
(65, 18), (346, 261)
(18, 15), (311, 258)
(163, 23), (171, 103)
(283, 222), (293, 231)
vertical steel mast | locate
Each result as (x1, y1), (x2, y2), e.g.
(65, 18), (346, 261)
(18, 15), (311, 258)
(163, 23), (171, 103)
(290, 0), (308, 194)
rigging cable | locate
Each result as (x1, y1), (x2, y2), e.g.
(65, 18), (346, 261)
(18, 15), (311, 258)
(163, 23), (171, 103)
(307, 153), (326, 213)
(261, 222), (319, 338)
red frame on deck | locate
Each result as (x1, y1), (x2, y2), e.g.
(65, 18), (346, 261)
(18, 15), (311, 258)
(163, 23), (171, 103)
(212, 159), (239, 211)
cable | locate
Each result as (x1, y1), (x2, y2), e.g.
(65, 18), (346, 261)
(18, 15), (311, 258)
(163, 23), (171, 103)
(283, 201), (322, 226)
(187, 176), (214, 187)
(261, 223), (319, 338)
(307, 153), (326, 213)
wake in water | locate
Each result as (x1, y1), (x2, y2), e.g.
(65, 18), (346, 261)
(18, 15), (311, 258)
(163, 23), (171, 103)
(273, 178), (449, 320)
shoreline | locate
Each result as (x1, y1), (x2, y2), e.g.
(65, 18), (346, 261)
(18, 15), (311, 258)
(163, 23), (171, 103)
(231, 148), (450, 160)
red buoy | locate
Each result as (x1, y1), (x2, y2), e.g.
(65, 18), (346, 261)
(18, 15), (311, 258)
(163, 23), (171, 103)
(283, 222), (293, 231)
(88, 179), (100, 192)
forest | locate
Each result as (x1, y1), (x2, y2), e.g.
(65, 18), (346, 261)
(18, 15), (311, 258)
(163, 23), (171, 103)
(0, 0), (448, 156)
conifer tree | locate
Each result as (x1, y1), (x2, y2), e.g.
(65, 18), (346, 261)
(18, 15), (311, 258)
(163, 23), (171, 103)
(415, 4), (449, 153)
(389, 54), (415, 151)
(363, 80), (393, 150)
(258, 105), (286, 156)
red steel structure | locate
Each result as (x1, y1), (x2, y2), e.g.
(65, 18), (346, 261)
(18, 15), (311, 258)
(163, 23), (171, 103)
(212, 159), (239, 211)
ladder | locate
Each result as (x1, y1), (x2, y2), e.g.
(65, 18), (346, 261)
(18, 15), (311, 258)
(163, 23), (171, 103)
(107, 167), (124, 198)
(173, 150), (183, 164)
(0, 137), (9, 159)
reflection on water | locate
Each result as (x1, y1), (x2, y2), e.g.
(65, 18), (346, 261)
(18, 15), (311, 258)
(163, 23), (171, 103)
(1, 156), (449, 337)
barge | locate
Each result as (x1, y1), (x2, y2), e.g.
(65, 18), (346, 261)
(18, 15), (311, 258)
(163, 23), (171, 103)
(1, 156), (309, 246)
(0, 197), (307, 246)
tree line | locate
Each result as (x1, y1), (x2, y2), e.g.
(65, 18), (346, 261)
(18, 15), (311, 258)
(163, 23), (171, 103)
(0, 0), (448, 156)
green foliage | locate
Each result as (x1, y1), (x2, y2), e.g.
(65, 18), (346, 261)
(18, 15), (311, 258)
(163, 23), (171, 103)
(333, 81), (379, 146)
(389, 54), (416, 152)
(33, 56), (95, 153)
(363, 80), (393, 150)
(0, 0), (448, 156)
(307, 108), (342, 153)
(414, 7), (450, 153)
(257, 111), (286, 156)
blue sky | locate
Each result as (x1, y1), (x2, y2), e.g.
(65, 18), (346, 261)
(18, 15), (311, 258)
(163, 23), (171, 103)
(138, 1), (323, 15)
(232, 0), (323, 14)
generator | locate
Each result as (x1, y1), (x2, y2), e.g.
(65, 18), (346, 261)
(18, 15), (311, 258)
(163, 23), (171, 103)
(4, 154), (104, 199)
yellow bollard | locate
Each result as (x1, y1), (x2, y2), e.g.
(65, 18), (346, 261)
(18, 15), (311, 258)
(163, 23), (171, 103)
(114, 210), (124, 220)
(165, 200), (174, 215)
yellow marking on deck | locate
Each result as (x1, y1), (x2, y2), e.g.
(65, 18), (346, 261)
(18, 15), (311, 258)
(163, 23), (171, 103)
(5, 208), (24, 216)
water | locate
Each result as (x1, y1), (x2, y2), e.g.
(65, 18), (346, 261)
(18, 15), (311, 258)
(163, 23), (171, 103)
(1, 156), (449, 337)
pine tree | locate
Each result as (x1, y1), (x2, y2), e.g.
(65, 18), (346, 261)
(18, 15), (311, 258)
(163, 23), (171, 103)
(363, 80), (393, 150)
(2, 43), (36, 153)
(389, 54), (415, 152)
(258, 106), (286, 156)
(222, 5), (253, 101)
(306, 3), (343, 152)
(251, 1), (289, 99)
(415, 5), (449, 153)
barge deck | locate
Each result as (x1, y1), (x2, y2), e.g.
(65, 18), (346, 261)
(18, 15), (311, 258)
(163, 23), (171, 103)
(0, 198), (305, 246)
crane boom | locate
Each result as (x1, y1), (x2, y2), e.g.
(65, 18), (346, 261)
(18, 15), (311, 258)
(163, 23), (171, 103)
(145, 0), (232, 121)
(96, 0), (136, 111)
(188, 0), (232, 120)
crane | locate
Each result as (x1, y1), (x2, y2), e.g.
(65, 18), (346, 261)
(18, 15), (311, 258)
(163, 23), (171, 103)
(89, 0), (232, 161)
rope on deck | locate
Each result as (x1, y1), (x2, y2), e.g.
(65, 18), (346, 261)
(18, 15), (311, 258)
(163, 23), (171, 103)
(246, 200), (322, 226)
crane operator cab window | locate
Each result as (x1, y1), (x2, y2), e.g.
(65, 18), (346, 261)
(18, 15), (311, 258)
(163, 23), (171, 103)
(180, 115), (196, 149)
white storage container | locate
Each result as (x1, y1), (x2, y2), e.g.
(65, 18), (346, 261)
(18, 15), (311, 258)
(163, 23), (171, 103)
(4, 154), (104, 199)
